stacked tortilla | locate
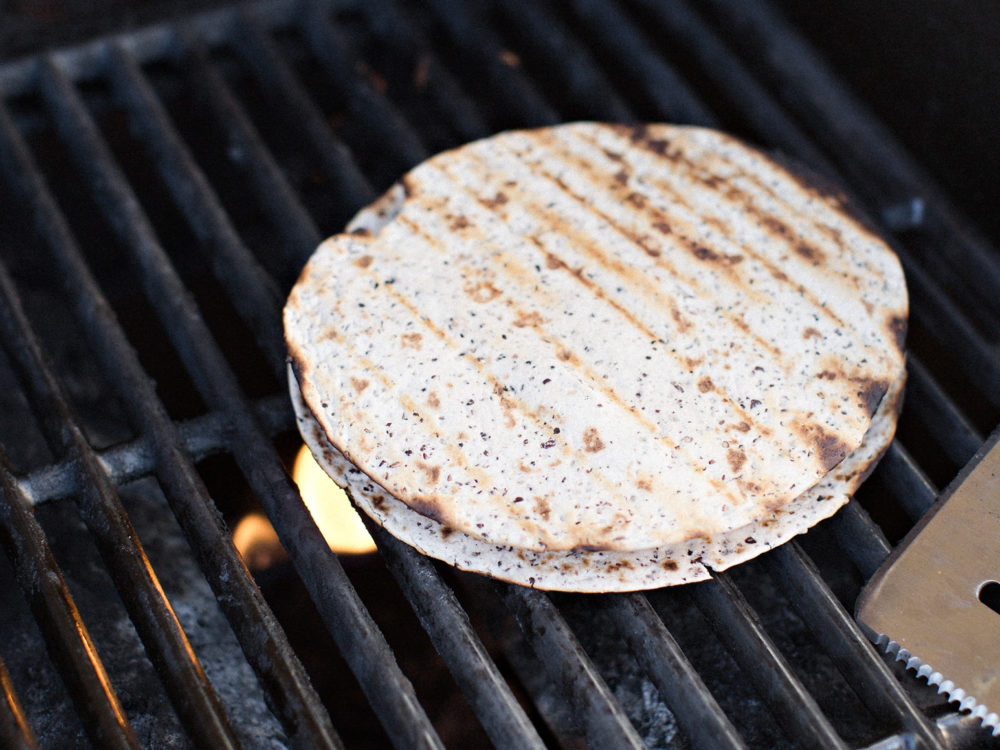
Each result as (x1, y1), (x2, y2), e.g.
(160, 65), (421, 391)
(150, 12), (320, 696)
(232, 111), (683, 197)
(284, 123), (907, 592)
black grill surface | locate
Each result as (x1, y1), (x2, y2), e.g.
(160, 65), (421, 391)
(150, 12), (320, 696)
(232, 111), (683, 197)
(0, 1), (998, 748)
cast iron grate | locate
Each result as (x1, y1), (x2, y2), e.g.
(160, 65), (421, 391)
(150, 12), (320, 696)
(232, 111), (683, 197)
(0, 0), (997, 748)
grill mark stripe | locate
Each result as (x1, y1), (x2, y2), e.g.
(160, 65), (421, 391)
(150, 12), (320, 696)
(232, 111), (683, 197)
(584, 129), (878, 330)
(490, 135), (789, 362)
(549, 130), (854, 337)
(394, 213), (659, 434)
(625, 126), (864, 253)
(429, 160), (681, 344)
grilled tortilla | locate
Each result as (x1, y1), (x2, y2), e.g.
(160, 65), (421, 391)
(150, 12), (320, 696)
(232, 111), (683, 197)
(285, 122), (908, 588)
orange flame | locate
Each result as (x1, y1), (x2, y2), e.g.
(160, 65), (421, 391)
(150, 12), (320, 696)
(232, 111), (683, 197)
(291, 444), (376, 555)
(233, 445), (377, 568)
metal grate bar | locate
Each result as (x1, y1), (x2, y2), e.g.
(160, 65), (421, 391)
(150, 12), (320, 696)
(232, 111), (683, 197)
(360, 0), (492, 145)
(626, 0), (833, 175)
(0, 260), (242, 748)
(493, 0), (635, 123)
(0, 451), (139, 749)
(898, 255), (1000, 408)
(605, 593), (747, 750)
(37, 50), (441, 750)
(904, 357), (983, 466)
(22, 394), (291, 507)
(176, 28), (324, 265)
(879, 443), (938, 521)
(375, 529), (547, 750)
(698, 0), (1000, 326)
(559, 0), (716, 126)
(826, 500), (892, 580)
(501, 585), (646, 748)
(0, 654), (37, 750)
(691, 574), (849, 750)
(105, 41), (288, 379)
(0, 64), (337, 748)
(769, 544), (944, 748)
(231, 11), (376, 214)
(299, 0), (429, 172)
(417, 0), (561, 128)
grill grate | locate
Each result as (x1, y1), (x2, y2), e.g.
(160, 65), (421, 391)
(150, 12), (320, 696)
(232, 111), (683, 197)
(0, 0), (997, 748)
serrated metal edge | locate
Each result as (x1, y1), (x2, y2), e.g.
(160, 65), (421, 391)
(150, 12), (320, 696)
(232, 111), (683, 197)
(875, 633), (1000, 736)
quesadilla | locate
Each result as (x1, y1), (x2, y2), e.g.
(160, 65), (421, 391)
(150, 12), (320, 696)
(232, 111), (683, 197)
(284, 122), (908, 591)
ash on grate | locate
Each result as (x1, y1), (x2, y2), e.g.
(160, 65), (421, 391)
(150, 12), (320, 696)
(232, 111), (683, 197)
(0, 477), (287, 748)
(557, 594), (680, 749)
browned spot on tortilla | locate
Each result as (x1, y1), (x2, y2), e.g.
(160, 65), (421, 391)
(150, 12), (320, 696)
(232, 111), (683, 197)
(803, 327), (822, 339)
(603, 148), (624, 162)
(652, 220), (672, 235)
(400, 332), (423, 349)
(734, 421), (751, 433)
(670, 306), (692, 333)
(556, 346), (573, 362)
(760, 215), (789, 237)
(803, 424), (851, 472)
(513, 310), (545, 328)
(534, 496), (551, 521)
(625, 191), (646, 209)
(697, 376), (714, 393)
(636, 478), (652, 491)
(464, 280), (502, 303)
(661, 559), (679, 571)
(727, 448), (747, 473)
(439, 525), (454, 539)
(817, 370), (838, 380)
(371, 494), (387, 512)
(795, 243), (824, 263)
(613, 168), (630, 185)
(415, 462), (441, 484)
(407, 495), (446, 525)
(354, 254), (373, 268)
(350, 377), (369, 393)
(692, 245), (744, 265)
(426, 392), (440, 409)
(544, 253), (564, 270)
(582, 427), (605, 453)
(855, 378), (888, 416)
(318, 328), (339, 342)
(482, 191), (508, 208)
(888, 315), (907, 352)
(450, 215), (471, 231)
(350, 227), (371, 237)
(684, 356), (704, 370)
